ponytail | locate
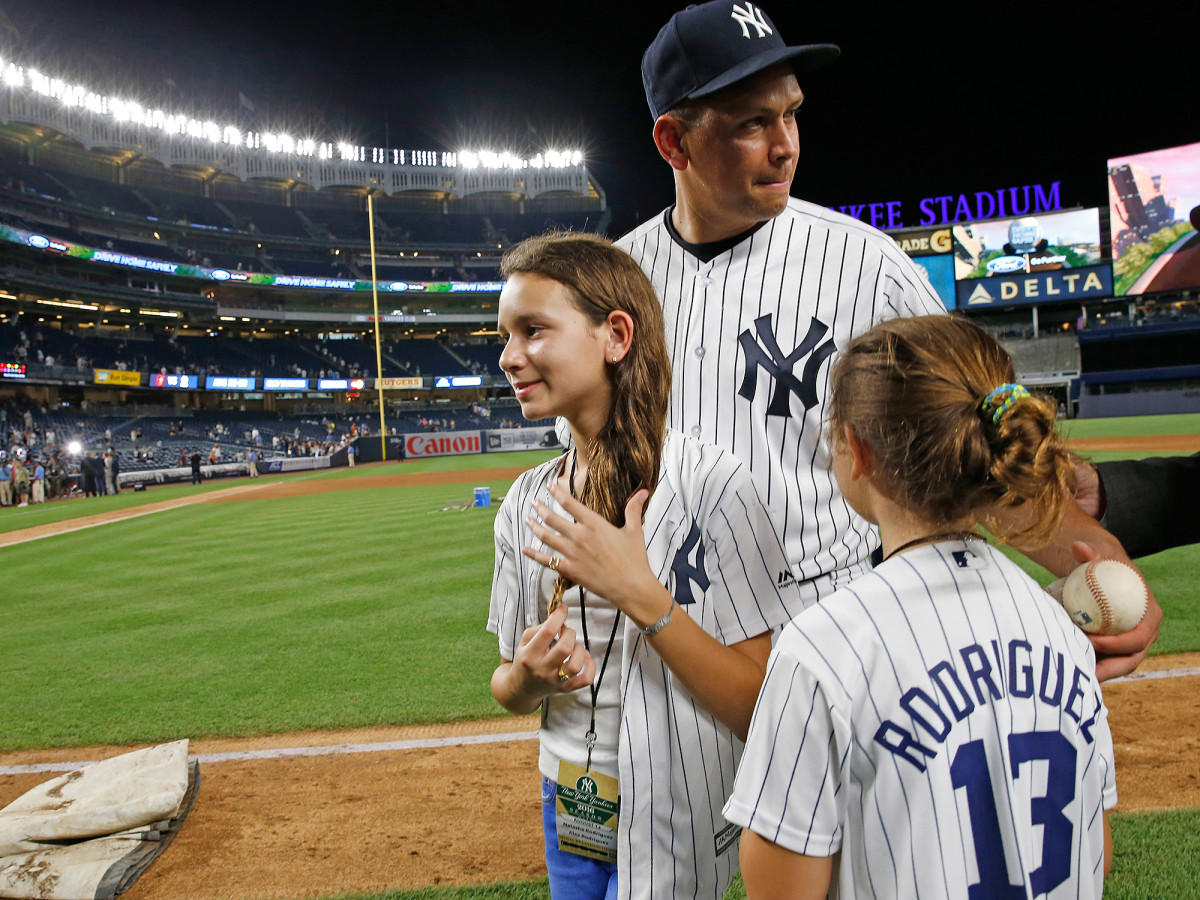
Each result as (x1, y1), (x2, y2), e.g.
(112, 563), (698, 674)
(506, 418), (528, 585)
(828, 315), (1075, 549)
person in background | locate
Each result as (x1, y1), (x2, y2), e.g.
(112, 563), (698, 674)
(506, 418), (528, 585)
(31, 459), (46, 504)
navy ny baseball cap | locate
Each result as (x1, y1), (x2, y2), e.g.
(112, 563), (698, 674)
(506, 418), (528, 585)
(643, 1), (840, 119)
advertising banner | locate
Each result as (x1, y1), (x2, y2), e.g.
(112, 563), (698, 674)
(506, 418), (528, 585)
(0, 221), (501, 296)
(259, 457), (332, 474)
(953, 209), (1102, 282)
(889, 227), (953, 257)
(377, 377), (424, 390)
(955, 264), (1113, 308)
(94, 369), (142, 386)
(205, 375), (256, 391)
(148, 373), (200, 389)
(263, 377), (310, 391)
(434, 375), (482, 388)
(485, 427), (563, 452)
(403, 431), (483, 458)
(909, 255), (956, 310)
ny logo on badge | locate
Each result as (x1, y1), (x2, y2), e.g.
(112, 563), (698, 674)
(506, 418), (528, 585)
(738, 314), (837, 417)
(730, 3), (772, 39)
(671, 520), (709, 606)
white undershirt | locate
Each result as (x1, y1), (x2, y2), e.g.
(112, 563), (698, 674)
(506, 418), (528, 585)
(536, 543), (624, 782)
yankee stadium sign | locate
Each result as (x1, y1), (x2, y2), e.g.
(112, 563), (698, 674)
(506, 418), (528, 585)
(833, 182), (1062, 229)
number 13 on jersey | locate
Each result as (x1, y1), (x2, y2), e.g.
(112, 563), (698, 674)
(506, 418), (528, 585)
(952, 731), (1078, 898)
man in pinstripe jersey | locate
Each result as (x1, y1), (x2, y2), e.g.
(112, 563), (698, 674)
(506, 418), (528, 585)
(618, 0), (949, 614)
(618, 0), (1160, 678)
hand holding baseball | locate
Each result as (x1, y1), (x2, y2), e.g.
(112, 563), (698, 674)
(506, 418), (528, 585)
(1056, 557), (1149, 635)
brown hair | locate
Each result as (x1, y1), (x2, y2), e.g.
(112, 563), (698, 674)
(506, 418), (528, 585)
(827, 314), (1074, 549)
(501, 232), (671, 602)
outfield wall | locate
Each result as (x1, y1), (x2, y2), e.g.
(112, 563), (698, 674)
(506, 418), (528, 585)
(117, 456), (331, 487)
(113, 428), (563, 484)
(400, 428), (562, 458)
(1078, 388), (1200, 418)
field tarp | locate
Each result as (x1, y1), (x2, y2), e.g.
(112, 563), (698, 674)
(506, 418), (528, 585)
(0, 740), (199, 899)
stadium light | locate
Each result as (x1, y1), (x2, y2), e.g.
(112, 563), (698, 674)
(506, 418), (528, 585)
(1, 53), (586, 170)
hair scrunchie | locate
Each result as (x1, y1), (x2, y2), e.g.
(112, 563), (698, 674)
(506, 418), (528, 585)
(981, 383), (1031, 423)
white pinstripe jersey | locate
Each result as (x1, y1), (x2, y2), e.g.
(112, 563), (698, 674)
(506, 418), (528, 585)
(725, 539), (1117, 899)
(488, 430), (803, 900)
(617, 199), (946, 589)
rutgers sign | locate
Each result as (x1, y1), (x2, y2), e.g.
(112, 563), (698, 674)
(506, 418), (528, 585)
(404, 432), (482, 458)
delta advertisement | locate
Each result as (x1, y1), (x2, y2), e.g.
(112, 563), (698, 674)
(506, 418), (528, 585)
(952, 209), (1111, 308)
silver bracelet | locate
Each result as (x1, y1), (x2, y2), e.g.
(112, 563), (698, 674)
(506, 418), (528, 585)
(638, 598), (677, 636)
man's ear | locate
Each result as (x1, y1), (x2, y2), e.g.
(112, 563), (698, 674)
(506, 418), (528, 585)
(605, 310), (634, 363)
(652, 115), (690, 172)
(843, 426), (874, 480)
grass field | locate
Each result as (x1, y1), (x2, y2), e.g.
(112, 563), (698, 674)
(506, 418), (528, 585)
(2, 417), (1197, 898)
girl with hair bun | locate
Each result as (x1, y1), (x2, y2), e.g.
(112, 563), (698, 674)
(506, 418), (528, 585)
(727, 314), (1117, 900)
(487, 231), (803, 900)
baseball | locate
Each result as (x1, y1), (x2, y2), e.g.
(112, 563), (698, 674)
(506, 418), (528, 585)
(1058, 559), (1149, 635)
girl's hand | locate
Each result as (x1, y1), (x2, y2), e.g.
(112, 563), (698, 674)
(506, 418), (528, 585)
(509, 603), (596, 697)
(523, 485), (668, 629)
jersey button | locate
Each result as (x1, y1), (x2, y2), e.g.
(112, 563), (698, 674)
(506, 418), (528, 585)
(690, 425), (702, 438)
(694, 346), (705, 359)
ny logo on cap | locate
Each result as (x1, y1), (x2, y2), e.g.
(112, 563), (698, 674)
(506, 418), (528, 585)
(731, 3), (772, 39)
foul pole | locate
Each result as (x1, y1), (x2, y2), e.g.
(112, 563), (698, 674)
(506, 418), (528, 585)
(367, 192), (387, 459)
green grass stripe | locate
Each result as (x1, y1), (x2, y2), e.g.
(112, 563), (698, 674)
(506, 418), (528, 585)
(1061, 413), (1200, 440)
(0, 451), (559, 536)
(1106, 808), (1200, 898)
(0, 478), (254, 535)
(0, 478), (524, 750)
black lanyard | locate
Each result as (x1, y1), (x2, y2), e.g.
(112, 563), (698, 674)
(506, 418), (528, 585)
(569, 449), (621, 773)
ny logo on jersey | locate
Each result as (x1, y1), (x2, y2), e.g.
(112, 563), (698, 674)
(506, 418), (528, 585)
(730, 3), (772, 39)
(738, 314), (837, 417)
(670, 520), (710, 606)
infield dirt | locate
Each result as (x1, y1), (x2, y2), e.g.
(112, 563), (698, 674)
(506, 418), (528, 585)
(1, 452), (1197, 899)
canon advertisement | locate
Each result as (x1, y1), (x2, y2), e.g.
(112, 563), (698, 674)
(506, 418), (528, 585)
(403, 432), (483, 458)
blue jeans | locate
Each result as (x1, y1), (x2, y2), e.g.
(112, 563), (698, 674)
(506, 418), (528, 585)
(542, 776), (618, 900)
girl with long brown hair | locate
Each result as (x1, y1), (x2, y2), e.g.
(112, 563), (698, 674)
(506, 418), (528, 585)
(727, 314), (1116, 900)
(488, 231), (801, 900)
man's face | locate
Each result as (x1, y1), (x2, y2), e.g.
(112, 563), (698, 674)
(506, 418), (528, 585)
(675, 64), (804, 240)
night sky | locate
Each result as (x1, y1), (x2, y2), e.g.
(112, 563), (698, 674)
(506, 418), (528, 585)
(7, 1), (1197, 236)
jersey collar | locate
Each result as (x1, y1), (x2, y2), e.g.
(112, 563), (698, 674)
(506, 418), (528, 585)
(663, 207), (768, 264)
